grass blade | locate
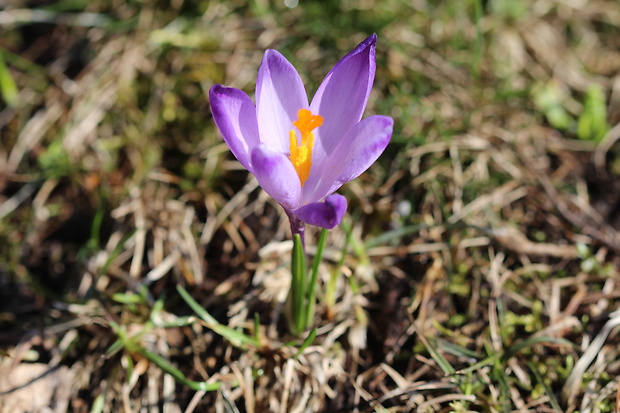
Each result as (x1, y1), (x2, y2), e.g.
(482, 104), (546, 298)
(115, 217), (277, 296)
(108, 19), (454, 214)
(294, 328), (317, 358)
(176, 285), (259, 347)
(527, 362), (563, 413)
(0, 49), (18, 107)
(503, 336), (575, 361)
(136, 346), (221, 392)
(305, 228), (327, 329)
(422, 337), (455, 375)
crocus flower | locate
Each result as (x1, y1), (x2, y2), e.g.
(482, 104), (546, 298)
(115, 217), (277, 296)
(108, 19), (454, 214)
(209, 34), (393, 237)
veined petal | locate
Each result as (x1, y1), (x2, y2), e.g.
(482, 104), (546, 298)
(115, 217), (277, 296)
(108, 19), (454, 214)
(310, 34), (377, 156)
(294, 194), (347, 229)
(306, 115), (393, 202)
(251, 144), (301, 210)
(209, 85), (260, 171)
(336, 116), (393, 183)
(256, 50), (309, 153)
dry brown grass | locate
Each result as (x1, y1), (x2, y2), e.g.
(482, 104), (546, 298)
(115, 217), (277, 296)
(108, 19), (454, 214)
(1, 0), (619, 411)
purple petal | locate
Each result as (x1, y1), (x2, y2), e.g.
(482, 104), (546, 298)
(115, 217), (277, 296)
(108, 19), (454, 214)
(209, 85), (260, 171)
(305, 115), (393, 202)
(256, 50), (309, 153)
(251, 144), (301, 210)
(310, 34), (377, 157)
(294, 194), (347, 229)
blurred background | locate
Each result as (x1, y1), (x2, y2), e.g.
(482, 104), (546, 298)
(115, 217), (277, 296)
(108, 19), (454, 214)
(1, 0), (619, 411)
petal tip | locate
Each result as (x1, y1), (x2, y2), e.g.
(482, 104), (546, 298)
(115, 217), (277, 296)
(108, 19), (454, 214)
(260, 49), (289, 71)
(209, 84), (241, 105)
(294, 194), (347, 229)
(384, 115), (395, 131)
(324, 194), (348, 228)
(365, 33), (378, 46)
(358, 34), (377, 55)
(208, 84), (224, 100)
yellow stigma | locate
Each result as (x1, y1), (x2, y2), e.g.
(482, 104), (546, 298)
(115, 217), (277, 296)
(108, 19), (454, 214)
(289, 109), (323, 187)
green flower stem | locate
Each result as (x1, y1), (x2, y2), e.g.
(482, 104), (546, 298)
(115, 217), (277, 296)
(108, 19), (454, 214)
(290, 233), (307, 335)
(304, 228), (328, 329)
(289, 229), (328, 336)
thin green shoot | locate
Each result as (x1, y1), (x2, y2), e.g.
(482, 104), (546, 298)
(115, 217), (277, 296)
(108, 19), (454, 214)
(502, 336), (575, 361)
(421, 336), (456, 375)
(527, 362), (563, 413)
(304, 228), (328, 330)
(135, 346), (222, 392)
(0, 49), (18, 107)
(176, 285), (260, 348)
(294, 328), (317, 359)
(89, 394), (105, 413)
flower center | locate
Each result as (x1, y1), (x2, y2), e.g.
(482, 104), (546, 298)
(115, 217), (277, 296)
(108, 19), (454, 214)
(289, 109), (323, 187)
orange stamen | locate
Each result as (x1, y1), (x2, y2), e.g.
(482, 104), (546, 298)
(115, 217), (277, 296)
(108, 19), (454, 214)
(289, 109), (323, 186)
